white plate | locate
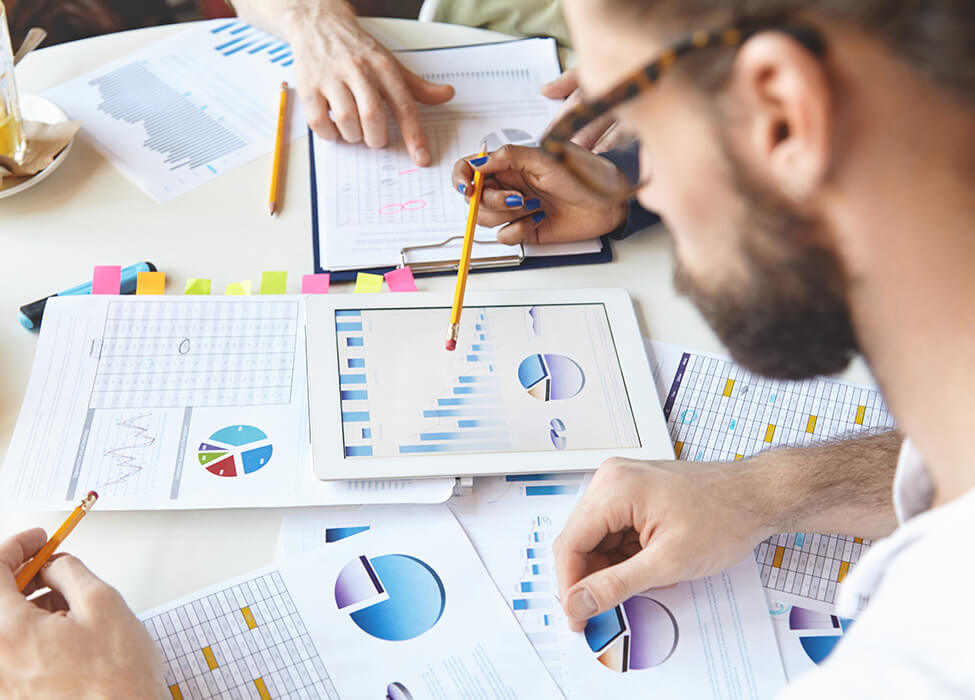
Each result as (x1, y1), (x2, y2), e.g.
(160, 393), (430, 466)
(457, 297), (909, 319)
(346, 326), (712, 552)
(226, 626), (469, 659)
(0, 94), (74, 199)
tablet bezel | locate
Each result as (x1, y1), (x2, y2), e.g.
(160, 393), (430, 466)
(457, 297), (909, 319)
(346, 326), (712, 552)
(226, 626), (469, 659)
(307, 288), (674, 480)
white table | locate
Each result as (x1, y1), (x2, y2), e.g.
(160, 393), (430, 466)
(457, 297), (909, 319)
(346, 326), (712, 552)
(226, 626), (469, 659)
(0, 18), (872, 613)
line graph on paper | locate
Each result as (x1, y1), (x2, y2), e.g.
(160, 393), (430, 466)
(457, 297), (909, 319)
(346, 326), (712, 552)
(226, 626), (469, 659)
(659, 349), (896, 610)
(89, 300), (299, 409)
(93, 412), (160, 491)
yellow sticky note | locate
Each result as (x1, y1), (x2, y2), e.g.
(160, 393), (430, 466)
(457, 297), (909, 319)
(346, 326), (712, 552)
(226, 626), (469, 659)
(260, 270), (287, 294)
(225, 280), (253, 295)
(354, 272), (384, 293)
(136, 271), (165, 295)
(184, 278), (212, 295)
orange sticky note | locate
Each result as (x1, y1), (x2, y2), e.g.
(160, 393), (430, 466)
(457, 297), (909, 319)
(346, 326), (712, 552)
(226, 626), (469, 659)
(184, 278), (212, 295)
(354, 272), (384, 293)
(302, 273), (330, 294)
(136, 271), (165, 295)
(384, 266), (417, 292)
(91, 265), (121, 295)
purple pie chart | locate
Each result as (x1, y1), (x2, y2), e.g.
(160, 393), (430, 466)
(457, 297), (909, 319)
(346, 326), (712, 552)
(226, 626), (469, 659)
(517, 354), (585, 401)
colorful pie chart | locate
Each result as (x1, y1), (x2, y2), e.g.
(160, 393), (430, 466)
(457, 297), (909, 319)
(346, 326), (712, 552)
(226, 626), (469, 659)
(197, 425), (273, 477)
(517, 354), (585, 401)
(585, 596), (679, 672)
(788, 606), (853, 664)
(335, 553), (445, 641)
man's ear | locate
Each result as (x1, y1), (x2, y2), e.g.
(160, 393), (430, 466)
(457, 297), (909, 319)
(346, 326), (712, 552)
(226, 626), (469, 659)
(727, 31), (832, 201)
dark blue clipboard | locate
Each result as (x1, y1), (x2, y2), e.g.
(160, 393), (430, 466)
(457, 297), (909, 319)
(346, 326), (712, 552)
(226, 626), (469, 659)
(308, 37), (614, 281)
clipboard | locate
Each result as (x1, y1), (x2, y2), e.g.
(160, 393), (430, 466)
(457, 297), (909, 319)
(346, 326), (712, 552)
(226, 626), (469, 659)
(308, 129), (614, 281)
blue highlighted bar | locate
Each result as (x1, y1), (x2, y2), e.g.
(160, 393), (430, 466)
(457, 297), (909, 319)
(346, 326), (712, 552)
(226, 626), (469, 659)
(458, 419), (505, 428)
(341, 390), (368, 401)
(795, 533), (805, 548)
(521, 581), (548, 593)
(422, 410), (481, 418)
(471, 345), (494, 352)
(325, 525), (369, 542)
(346, 337), (364, 347)
(361, 428), (372, 439)
(526, 548), (541, 559)
(336, 322), (363, 332)
(282, 60), (293, 67)
(336, 309), (362, 317)
(211, 21), (238, 33)
(348, 358), (365, 368)
(224, 41), (254, 56)
(505, 474), (574, 482)
(249, 41), (273, 54)
(543, 615), (550, 626)
(480, 334), (486, 341)
(342, 411), (370, 422)
(512, 598), (551, 611)
(230, 23), (251, 34)
(466, 355), (495, 362)
(458, 376), (491, 383)
(526, 485), (579, 496)
(453, 386), (497, 395)
(399, 444), (454, 454)
(419, 431), (506, 442)
(531, 564), (546, 575)
(339, 374), (366, 384)
(344, 445), (373, 457)
(476, 324), (483, 331)
(533, 532), (541, 542)
(437, 397), (499, 406)
(268, 43), (289, 55)
(215, 36), (245, 51)
(271, 52), (292, 63)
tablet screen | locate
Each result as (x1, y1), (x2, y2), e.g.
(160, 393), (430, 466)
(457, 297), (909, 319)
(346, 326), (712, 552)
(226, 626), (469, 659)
(334, 304), (640, 458)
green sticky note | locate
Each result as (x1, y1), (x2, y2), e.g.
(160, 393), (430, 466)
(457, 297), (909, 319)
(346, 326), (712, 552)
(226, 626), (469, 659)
(184, 278), (212, 295)
(354, 272), (384, 293)
(225, 280), (252, 295)
(260, 270), (288, 294)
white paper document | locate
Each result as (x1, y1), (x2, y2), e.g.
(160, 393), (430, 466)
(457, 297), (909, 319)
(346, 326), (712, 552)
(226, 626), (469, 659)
(45, 19), (306, 202)
(280, 481), (787, 699)
(646, 339), (896, 613)
(0, 296), (453, 510)
(313, 38), (603, 272)
(142, 505), (563, 699)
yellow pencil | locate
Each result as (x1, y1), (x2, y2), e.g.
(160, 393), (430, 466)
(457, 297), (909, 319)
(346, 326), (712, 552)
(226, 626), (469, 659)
(446, 142), (487, 351)
(269, 81), (289, 216)
(16, 491), (98, 592)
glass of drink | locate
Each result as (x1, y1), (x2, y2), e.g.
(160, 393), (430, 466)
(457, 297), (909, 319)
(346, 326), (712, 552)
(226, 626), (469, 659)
(0, 1), (26, 164)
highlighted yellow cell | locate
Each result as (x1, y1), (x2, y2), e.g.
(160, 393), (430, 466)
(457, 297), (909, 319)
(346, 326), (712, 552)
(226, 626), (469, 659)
(764, 424), (776, 443)
(837, 561), (851, 583)
(226, 280), (252, 295)
(260, 270), (287, 294)
(674, 441), (684, 459)
(241, 606), (258, 630)
(734, 454), (744, 461)
(254, 678), (271, 700)
(806, 415), (818, 434)
(854, 537), (863, 544)
(136, 271), (166, 295)
(184, 278), (212, 295)
(202, 646), (218, 671)
(169, 685), (184, 700)
(354, 272), (384, 293)
(722, 379), (735, 397)
(772, 545), (785, 568)
(855, 405), (866, 425)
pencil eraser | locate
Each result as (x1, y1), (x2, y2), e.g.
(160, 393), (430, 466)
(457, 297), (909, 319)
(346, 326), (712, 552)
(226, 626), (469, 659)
(87, 490), (98, 499)
(445, 339), (457, 351)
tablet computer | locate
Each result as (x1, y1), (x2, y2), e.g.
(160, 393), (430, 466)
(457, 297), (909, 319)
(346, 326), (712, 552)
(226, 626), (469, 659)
(306, 288), (674, 480)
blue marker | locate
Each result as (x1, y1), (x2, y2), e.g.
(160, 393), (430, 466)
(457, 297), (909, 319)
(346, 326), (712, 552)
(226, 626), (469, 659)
(19, 262), (157, 330)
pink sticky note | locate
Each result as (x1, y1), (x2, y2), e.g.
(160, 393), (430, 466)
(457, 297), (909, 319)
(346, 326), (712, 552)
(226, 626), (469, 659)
(91, 265), (122, 295)
(384, 266), (418, 292)
(302, 273), (331, 294)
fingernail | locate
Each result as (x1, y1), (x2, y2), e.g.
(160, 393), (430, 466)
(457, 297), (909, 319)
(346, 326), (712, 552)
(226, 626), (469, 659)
(532, 211), (546, 224)
(525, 198), (541, 211)
(458, 183), (466, 194)
(567, 588), (597, 618)
(505, 194), (523, 207)
(415, 147), (430, 164)
(469, 156), (488, 167)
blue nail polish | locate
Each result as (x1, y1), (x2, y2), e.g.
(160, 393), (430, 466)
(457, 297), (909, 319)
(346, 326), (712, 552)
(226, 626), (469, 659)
(469, 156), (488, 166)
(525, 198), (541, 211)
(505, 194), (524, 207)
(532, 211), (546, 224)
(458, 183), (466, 194)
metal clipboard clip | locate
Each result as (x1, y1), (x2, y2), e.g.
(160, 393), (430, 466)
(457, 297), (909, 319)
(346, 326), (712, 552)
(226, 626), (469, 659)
(399, 236), (525, 274)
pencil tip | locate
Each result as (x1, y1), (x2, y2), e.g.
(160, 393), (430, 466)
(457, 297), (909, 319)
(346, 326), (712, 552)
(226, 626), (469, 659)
(269, 203), (276, 216)
(445, 339), (456, 351)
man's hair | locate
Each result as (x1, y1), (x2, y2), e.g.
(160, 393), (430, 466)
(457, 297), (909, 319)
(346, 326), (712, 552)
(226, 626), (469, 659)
(606, 0), (975, 104)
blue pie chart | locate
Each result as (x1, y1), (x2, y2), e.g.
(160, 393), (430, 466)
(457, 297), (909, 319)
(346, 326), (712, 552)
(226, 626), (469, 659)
(334, 554), (445, 641)
(517, 354), (585, 401)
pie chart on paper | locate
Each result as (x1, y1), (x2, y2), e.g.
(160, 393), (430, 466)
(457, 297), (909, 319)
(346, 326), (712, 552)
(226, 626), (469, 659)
(584, 596), (679, 673)
(517, 354), (585, 401)
(197, 425), (273, 477)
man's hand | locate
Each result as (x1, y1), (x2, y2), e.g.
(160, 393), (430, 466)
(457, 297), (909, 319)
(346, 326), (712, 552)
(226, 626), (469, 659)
(0, 529), (167, 698)
(542, 68), (628, 153)
(553, 458), (774, 632)
(451, 144), (629, 245)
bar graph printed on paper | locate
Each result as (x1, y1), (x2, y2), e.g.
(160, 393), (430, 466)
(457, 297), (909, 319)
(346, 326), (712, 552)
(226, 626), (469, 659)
(661, 351), (895, 607)
(209, 21), (294, 67)
(142, 571), (339, 700)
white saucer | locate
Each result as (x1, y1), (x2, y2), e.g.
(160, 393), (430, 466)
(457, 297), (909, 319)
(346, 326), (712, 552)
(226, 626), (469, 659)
(0, 94), (74, 199)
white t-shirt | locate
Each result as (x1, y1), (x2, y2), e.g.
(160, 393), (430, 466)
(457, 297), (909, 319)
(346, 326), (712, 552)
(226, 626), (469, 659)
(781, 439), (975, 697)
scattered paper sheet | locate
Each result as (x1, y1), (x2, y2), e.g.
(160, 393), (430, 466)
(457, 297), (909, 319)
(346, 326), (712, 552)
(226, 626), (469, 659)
(45, 19), (306, 202)
(0, 296), (454, 510)
(144, 505), (563, 699)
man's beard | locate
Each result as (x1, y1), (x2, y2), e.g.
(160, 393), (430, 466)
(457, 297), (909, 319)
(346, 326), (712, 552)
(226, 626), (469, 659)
(673, 153), (860, 380)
